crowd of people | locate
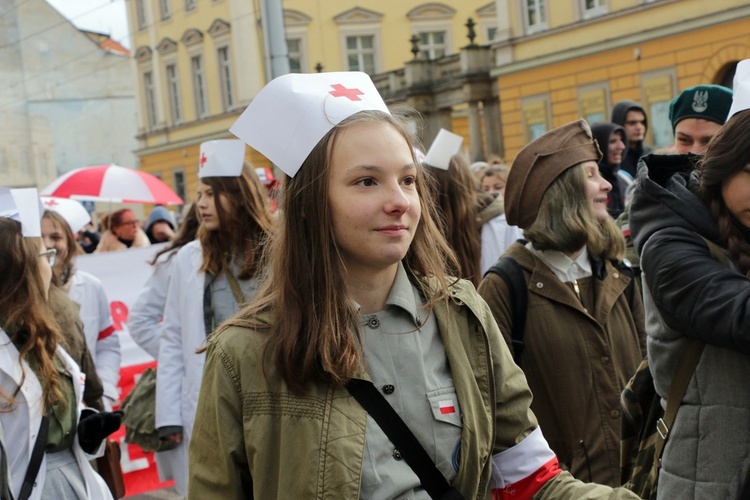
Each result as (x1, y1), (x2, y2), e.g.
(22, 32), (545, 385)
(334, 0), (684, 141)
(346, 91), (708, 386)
(1, 59), (749, 499)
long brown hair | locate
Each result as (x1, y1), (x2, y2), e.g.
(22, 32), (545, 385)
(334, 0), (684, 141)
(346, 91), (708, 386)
(222, 110), (458, 394)
(0, 219), (65, 411)
(524, 164), (624, 260)
(698, 109), (750, 275)
(150, 203), (200, 265)
(198, 165), (275, 280)
(42, 210), (83, 285)
(429, 155), (482, 286)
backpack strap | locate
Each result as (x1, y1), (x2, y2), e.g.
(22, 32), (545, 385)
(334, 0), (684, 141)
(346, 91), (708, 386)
(653, 338), (704, 473)
(611, 259), (636, 309)
(483, 256), (527, 363)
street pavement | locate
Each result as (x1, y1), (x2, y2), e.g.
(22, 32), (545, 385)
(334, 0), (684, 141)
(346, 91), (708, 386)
(126, 487), (183, 499)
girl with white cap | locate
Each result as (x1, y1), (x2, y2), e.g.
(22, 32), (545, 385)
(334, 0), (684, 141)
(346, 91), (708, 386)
(188, 72), (639, 499)
(41, 207), (120, 410)
(154, 144), (274, 494)
(0, 189), (119, 500)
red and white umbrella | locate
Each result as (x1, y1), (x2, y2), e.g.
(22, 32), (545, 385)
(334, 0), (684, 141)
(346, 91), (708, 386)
(41, 164), (184, 205)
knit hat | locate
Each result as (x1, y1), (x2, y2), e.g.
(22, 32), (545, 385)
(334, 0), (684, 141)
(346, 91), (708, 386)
(145, 206), (175, 232)
(505, 119), (602, 229)
(669, 84), (733, 130)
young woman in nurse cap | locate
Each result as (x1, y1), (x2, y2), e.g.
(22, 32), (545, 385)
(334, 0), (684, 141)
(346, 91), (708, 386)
(188, 71), (639, 499)
(154, 139), (274, 494)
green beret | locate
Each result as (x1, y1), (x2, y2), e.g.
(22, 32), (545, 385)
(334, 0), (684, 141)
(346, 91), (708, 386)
(669, 84), (733, 130)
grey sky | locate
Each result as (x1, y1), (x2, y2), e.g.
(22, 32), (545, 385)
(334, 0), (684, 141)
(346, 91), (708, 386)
(45, 0), (130, 48)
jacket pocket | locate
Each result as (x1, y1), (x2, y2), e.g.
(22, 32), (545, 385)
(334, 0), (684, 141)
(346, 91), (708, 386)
(427, 387), (462, 427)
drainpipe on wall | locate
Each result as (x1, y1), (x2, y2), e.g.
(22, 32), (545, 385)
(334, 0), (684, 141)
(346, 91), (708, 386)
(260, 0), (290, 81)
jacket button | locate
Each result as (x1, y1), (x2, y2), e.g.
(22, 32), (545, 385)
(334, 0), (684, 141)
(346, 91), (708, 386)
(393, 449), (403, 460)
(382, 384), (395, 395)
(367, 317), (380, 329)
(416, 315), (423, 326)
(613, 272), (620, 279)
(536, 282), (543, 289)
(601, 356), (610, 364)
(610, 409), (620, 419)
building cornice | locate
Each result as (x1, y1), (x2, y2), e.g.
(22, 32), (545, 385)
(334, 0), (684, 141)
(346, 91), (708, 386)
(134, 112), (243, 156)
(490, 4), (750, 77)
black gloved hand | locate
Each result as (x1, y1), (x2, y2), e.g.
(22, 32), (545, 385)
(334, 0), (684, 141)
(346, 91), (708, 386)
(77, 409), (123, 454)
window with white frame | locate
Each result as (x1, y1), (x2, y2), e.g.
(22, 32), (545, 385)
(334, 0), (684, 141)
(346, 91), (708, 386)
(135, 0), (147, 29)
(217, 46), (234, 111)
(159, 0), (171, 20)
(582, 0), (607, 19)
(185, 0), (197, 12)
(346, 35), (376, 74)
(417, 31), (447, 60)
(524, 0), (548, 33)
(284, 9), (311, 73)
(143, 71), (157, 128)
(287, 38), (303, 73)
(165, 63), (182, 124)
(191, 55), (208, 119)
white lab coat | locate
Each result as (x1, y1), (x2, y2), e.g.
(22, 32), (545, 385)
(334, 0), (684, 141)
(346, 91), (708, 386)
(128, 251), (177, 359)
(68, 270), (120, 405)
(126, 249), (188, 487)
(155, 241), (206, 495)
(0, 329), (112, 500)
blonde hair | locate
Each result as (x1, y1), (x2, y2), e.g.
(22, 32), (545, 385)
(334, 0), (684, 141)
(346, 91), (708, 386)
(524, 164), (624, 260)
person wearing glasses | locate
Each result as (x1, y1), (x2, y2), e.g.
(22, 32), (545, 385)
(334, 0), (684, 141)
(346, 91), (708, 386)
(42, 209), (120, 410)
(95, 208), (150, 253)
(0, 193), (121, 500)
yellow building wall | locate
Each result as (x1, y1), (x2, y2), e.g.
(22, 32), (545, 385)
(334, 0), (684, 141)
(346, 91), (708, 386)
(499, 18), (750, 161)
(282, 0), (494, 74)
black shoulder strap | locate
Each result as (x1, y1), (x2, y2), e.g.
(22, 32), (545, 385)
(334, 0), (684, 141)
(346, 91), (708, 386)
(345, 379), (464, 500)
(19, 416), (49, 500)
(611, 259), (636, 307)
(483, 256), (527, 363)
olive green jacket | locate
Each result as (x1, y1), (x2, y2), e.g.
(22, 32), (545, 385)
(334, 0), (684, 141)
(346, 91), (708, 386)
(188, 277), (638, 499)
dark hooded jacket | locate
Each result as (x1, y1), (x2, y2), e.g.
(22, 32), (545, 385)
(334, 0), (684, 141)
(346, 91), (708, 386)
(629, 153), (750, 499)
(592, 122), (629, 219)
(611, 100), (652, 178)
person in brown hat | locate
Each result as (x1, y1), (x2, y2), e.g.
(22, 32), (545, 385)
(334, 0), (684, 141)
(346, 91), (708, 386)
(478, 119), (646, 486)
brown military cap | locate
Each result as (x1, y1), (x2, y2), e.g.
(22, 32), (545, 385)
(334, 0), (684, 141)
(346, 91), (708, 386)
(505, 119), (602, 229)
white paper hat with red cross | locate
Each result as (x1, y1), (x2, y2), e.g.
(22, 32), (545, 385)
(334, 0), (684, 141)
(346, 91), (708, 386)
(0, 187), (43, 237)
(425, 129), (464, 170)
(198, 139), (245, 178)
(728, 59), (750, 120)
(41, 197), (91, 233)
(229, 71), (390, 178)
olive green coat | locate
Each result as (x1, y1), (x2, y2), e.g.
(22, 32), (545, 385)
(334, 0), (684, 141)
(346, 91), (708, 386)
(188, 277), (639, 499)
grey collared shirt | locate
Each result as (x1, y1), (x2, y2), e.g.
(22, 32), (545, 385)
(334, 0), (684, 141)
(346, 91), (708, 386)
(359, 263), (462, 500)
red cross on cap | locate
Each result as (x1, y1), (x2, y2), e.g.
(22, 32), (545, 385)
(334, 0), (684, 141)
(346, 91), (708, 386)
(44, 199), (59, 206)
(200, 153), (207, 168)
(329, 84), (364, 101)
